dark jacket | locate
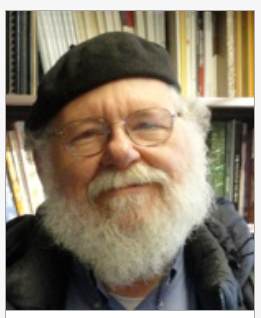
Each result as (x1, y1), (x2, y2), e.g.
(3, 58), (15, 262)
(6, 198), (254, 310)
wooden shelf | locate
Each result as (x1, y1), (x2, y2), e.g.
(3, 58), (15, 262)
(6, 95), (254, 108)
(6, 94), (36, 107)
(202, 97), (254, 108)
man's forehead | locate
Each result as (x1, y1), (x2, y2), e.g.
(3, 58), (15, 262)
(51, 78), (176, 125)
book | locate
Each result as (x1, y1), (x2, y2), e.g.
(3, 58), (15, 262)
(246, 11), (254, 97)
(50, 11), (67, 58)
(15, 11), (22, 93)
(8, 11), (17, 93)
(154, 11), (166, 48)
(238, 122), (248, 216)
(185, 11), (197, 97)
(42, 11), (60, 66)
(203, 11), (214, 97)
(28, 11), (38, 95)
(179, 11), (187, 96)
(242, 127), (254, 222)
(6, 133), (28, 215)
(215, 11), (228, 97)
(112, 11), (122, 32)
(248, 129), (254, 223)
(224, 120), (234, 201)
(72, 11), (87, 44)
(6, 11), (10, 93)
(36, 11), (52, 72)
(226, 11), (236, 97)
(61, 11), (78, 47)
(209, 121), (226, 198)
(166, 11), (181, 87)
(104, 11), (115, 32)
(145, 11), (155, 41)
(232, 120), (243, 210)
(13, 121), (45, 212)
(197, 11), (204, 97)
(215, 11), (236, 97)
(235, 11), (244, 97)
(96, 11), (106, 34)
(20, 11), (30, 94)
(82, 11), (99, 39)
(121, 11), (134, 33)
(134, 11), (146, 39)
(7, 130), (33, 215)
(6, 173), (18, 222)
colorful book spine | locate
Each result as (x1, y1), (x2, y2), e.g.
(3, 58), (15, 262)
(6, 173), (18, 222)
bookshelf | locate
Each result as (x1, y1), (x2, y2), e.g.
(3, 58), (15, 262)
(6, 11), (254, 226)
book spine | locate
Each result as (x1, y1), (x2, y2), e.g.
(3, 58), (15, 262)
(104, 11), (115, 32)
(197, 12), (204, 96)
(6, 173), (18, 222)
(232, 120), (243, 210)
(121, 11), (134, 34)
(154, 11), (166, 48)
(13, 121), (45, 212)
(238, 122), (248, 216)
(226, 11), (236, 97)
(246, 11), (254, 97)
(28, 11), (38, 95)
(248, 129), (254, 223)
(6, 12), (10, 93)
(36, 11), (51, 73)
(209, 122), (226, 198)
(62, 11), (78, 47)
(6, 133), (28, 215)
(134, 11), (146, 39)
(95, 11), (106, 34)
(112, 11), (122, 32)
(235, 11), (243, 97)
(145, 11), (155, 41)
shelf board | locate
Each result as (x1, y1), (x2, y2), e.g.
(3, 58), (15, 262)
(6, 95), (254, 109)
(6, 94), (36, 106)
(202, 97), (254, 108)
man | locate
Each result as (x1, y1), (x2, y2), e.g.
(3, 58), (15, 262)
(6, 32), (254, 310)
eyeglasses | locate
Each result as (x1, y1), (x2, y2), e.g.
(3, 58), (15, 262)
(48, 108), (176, 157)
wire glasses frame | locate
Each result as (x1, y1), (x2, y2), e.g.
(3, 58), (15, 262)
(48, 108), (176, 157)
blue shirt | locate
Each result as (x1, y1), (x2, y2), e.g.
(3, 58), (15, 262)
(65, 248), (197, 310)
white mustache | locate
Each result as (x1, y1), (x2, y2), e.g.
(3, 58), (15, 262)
(87, 162), (170, 201)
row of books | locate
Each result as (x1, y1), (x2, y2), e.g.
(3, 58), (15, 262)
(208, 120), (254, 224)
(6, 121), (45, 221)
(166, 11), (254, 98)
(5, 10), (166, 95)
(6, 11), (254, 98)
(6, 11), (40, 95)
(36, 11), (166, 74)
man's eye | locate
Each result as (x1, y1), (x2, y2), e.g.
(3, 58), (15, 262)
(134, 122), (158, 130)
(71, 129), (100, 142)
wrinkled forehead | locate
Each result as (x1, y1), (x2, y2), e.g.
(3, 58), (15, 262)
(49, 78), (181, 127)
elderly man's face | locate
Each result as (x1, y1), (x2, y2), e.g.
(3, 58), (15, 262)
(47, 79), (192, 209)
(40, 78), (212, 287)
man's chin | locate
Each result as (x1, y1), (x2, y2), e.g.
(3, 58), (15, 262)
(92, 192), (155, 229)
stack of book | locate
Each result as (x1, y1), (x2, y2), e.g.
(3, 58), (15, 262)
(208, 120), (254, 224)
(6, 120), (45, 219)
(166, 11), (254, 97)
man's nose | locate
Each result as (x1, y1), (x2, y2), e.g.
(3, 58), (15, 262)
(100, 126), (141, 170)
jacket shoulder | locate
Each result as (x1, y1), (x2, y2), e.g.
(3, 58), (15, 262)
(207, 198), (254, 309)
(6, 214), (70, 310)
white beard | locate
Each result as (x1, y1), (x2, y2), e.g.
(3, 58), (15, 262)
(40, 123), (214, 288)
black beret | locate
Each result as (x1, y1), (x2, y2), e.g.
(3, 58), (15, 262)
(25, 32), (180, 132)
